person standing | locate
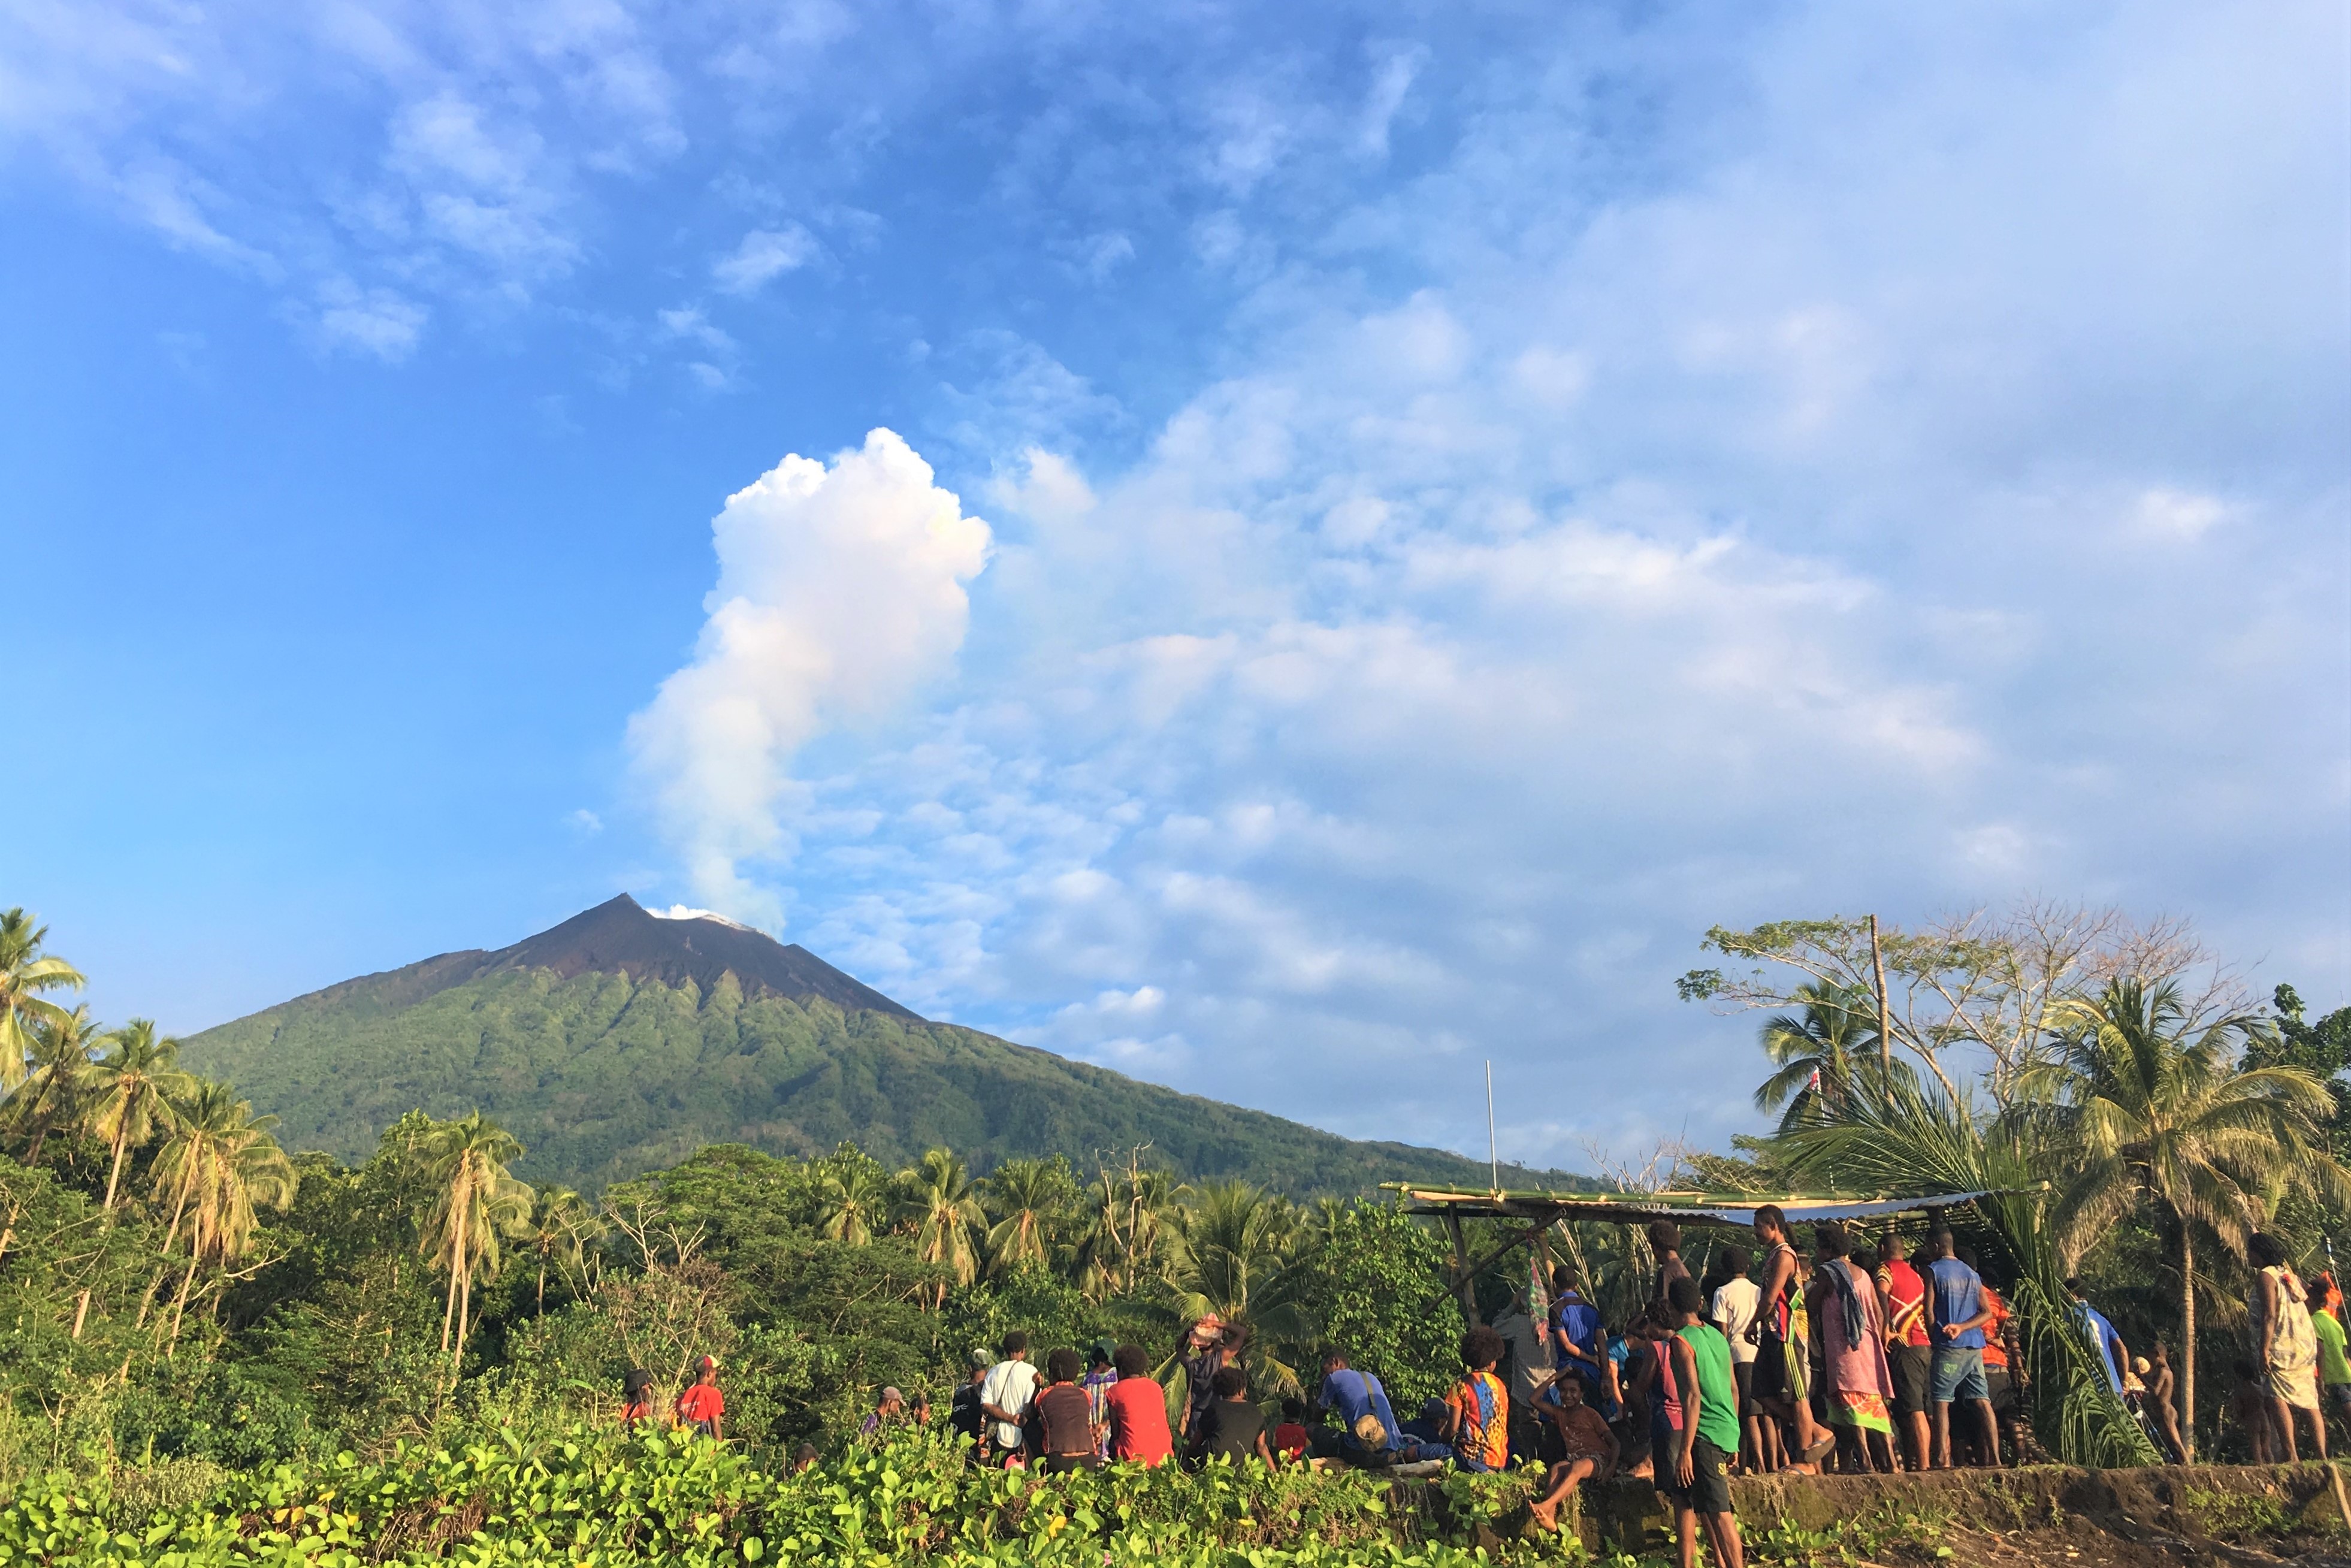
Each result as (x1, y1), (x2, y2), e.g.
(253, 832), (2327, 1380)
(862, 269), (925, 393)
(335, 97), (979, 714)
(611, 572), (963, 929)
(858, 1386), (907, 1438)
(675, 1355), (724, 1440)
(948, 1350), (991, 1458)
(981, 1331), (1041, 1467)
(1660, 1278), (1745, 1568)
(1175, 1316), (1248, 1442)
(1749, 1204), (1831, 1470)
(1709, 1245), (1761, 1472)
(1105, 1344), (1175, 1465)
(1876, 1232), (1932, 1472)
(1548, 1265), (1606, 1403)
(1813, 1225), (1897, 1473)
(2311, 1294), (2351, 1435)
(2145, 1341), (2186, 1463)
(1492, 1288), (1549, 1464)
(1923, 1231), (1998, 1469)
(2247, 1232), (2327, 1462)
(1080, 1341), (1120, 1460)
(1650, 1220), (1691, 1306)
(620, 1368), (657, 1428)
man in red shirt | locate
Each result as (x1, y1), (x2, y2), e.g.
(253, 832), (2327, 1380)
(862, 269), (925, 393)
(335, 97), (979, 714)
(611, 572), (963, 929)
(1877, 1231), (1932, 1472)
(675, 1355), (724, 1440)
(1105, 1343), (1174, 1465)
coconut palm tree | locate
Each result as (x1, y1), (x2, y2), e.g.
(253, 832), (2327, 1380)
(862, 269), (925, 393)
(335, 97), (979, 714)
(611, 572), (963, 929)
(2021, 977), (2351, 1458)
(983, 1157), (1074, 1276)
(146, 1079), (298, 1348)
(13, 1002), (101, 1162)
(895, 1148), (985, 1303)
(1753, 982), (1897, 1126)
(812, 1153), (893, 1246)
(1162, 1180), (1311, 1391)
(412, 1113), (534, 1365)
(0, 909), (83, 1093)
(84, 1019), (191, 1211)
(521, 1185), (599, 1313)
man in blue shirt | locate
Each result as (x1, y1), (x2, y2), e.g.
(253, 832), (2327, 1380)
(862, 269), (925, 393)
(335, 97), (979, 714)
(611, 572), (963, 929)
(1310, 1349), (1404, 1466)
(2066, 1277), (2130, 1397)
(1924, 1229), (1999, 1468)
(1548, 1265), (1606, 1402)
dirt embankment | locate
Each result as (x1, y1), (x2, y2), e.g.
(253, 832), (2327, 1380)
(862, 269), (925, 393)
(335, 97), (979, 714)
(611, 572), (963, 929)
(1550, 1463), (2351, 1564)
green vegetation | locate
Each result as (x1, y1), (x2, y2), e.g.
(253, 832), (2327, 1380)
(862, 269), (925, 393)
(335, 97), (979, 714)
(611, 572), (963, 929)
(0, 1427), (1571, 1567)
(179, 917), (1575, 1197)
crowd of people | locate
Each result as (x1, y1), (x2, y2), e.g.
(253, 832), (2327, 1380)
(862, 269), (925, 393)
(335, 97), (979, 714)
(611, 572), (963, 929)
(614, 1207), (2351, 1568)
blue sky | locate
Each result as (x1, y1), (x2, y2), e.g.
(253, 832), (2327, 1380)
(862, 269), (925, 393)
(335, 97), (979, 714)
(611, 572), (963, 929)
(5, 0), (2347, 1171)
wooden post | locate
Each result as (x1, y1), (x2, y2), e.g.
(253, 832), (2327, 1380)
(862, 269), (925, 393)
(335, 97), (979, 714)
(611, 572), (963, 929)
(1869, 914), (1893, 1080)
(1444, 1210), (1480, 1324)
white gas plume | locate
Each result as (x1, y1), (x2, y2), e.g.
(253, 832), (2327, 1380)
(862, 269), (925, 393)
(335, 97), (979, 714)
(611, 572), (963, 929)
(628, 429), (992, 923)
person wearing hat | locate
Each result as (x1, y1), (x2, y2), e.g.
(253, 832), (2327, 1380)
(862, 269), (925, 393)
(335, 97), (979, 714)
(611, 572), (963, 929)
(1174, 1315), (1249, 1440)
(1081, 1340), (1120, 1460)
(948, 1349), (991, 1459)
(675, 1355), (724, 1440)
(860, 1386), (907, 1438)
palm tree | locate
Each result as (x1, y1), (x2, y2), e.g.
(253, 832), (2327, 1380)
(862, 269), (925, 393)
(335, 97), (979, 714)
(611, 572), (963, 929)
(895, 1148), (986, 1303)
(1754, 982), (1895, 1125)
(412, 1113), (534, 1366)
(146, 1079), (298, 1347)
(2022, 977), (2351, 1458)
(1161, 1181), (1312, 1392)
(0, 910), (84, 1093)
(85, 1019), (192, 1210)
(812, 1153), (893, 1246)
(13, 1002), (101, 1162)
(983, 1157), (1073, 1276)
(522, 1185), (599, 1313)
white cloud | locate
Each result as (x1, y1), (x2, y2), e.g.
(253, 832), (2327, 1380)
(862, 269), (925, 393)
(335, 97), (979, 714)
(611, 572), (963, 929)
(712, 225), (818, 294)
(627, 430), (992, 924)
(2132, 487), (2232, 542)
(310, 279), (427, 360)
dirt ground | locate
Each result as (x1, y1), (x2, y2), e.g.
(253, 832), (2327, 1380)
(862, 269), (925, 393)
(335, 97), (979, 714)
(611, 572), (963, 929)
(1562, 1461), (2351, 1564)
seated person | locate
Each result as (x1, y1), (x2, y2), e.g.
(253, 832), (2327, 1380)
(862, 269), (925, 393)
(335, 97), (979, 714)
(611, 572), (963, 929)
(1527, 1372), (1619, 1533)
(1271, 1397), (1311, 1462)
(1309, 1349), (1407, 1467)
(1187, 1366), (1273, 1468)
(1400, 1398), (1451, 1445)
(1444, 1325), (1512, 1473)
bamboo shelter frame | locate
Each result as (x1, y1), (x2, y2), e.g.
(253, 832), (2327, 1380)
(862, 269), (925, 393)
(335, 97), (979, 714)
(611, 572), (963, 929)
(1382, 1183), (2014, 1323)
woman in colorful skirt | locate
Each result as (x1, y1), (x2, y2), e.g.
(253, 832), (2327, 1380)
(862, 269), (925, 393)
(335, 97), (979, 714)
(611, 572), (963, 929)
(1812, 1224), (1897, 1473)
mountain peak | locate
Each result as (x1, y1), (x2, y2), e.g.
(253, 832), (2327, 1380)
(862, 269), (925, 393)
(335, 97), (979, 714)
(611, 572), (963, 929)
(485, 894), (923, 1020)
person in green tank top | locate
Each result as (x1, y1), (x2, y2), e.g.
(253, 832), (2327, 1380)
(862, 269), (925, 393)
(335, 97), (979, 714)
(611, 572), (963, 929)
(1664, 1277), (1746, 1568)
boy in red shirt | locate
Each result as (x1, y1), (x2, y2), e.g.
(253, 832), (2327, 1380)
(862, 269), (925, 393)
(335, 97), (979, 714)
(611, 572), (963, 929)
(675, 1355), (724, 1439)
(1105, 1343), (1174, 1465)
(1271, 1397), (1311, 1462)
(1444, 1326), (1512, 1472)
(1877, 1231), (1932, 1472)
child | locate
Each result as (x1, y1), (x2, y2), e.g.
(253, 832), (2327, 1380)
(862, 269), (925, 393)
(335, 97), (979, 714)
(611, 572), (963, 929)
(1271, 1397), (1311, 1462)
(620, 1368), (656, 1428)
(1527, 1371), (1618, 1533)
(1660, 1277), (1746, 1568)
(1444, 1325), (1512, 1473)
(2230, 1359), (2274, 1464)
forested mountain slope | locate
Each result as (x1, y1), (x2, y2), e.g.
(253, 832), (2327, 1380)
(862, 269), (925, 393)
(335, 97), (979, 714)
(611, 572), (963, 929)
(183, 895), (1570, 1195)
